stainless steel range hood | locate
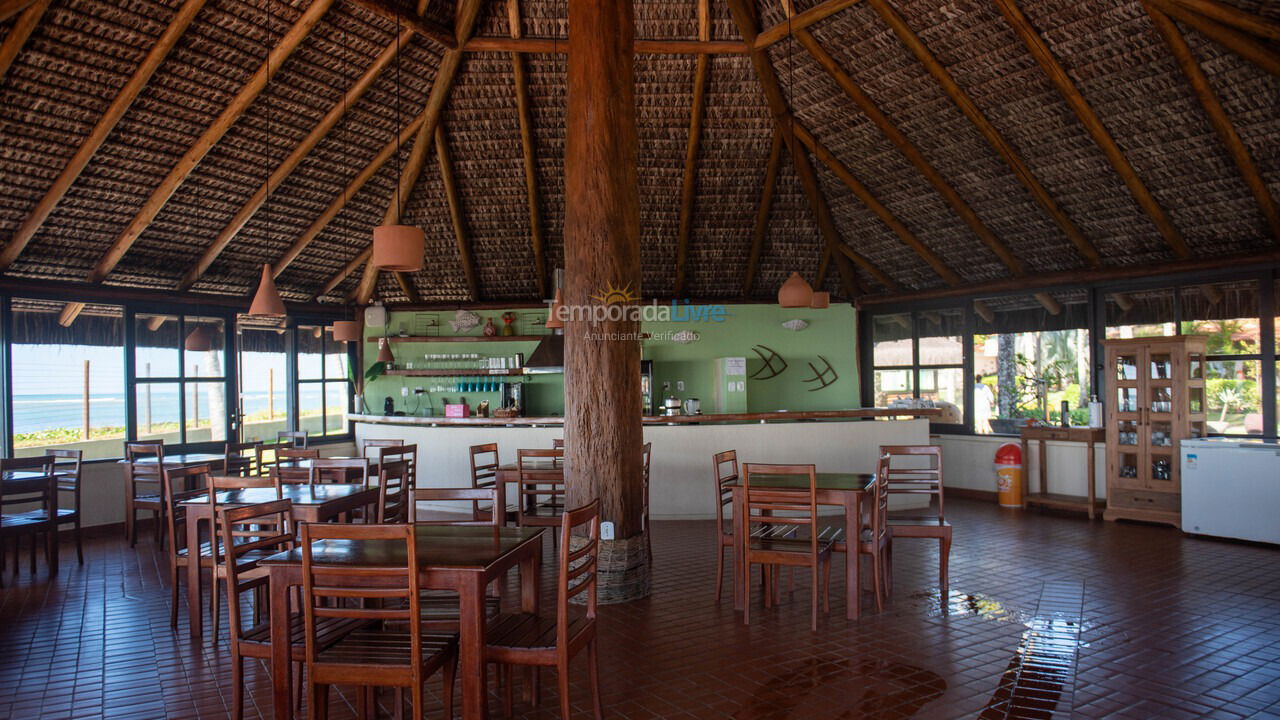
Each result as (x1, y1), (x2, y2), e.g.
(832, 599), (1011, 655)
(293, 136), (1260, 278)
(524, 331), (563, 374)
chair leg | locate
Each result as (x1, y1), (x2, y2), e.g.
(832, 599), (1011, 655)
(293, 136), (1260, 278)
(210, 574), (220, 643)
(74, 517), (83, 565)
(231, 650), (244, 720)
(885, 537), (894, 597)
(309, 681), (329, 720)
(940, 532), (952, 599)
(821, 556), (831, 614)
(502, 664), (514, 717)
(872, 550), (885, 613)
(125, 502), (135, 547)
(810, 562), (819, 632)
(153, 510), (162, 545)
(743, 561), (751, 627)
(714, 542), (724, 602)
(169, 563), (181, 629)
(557, 661), (572, 720)
(442, 653), (456, 720)
(29, 530), (37, 574)
(530, 667), (540, 707)
(587, 639), (604, 720)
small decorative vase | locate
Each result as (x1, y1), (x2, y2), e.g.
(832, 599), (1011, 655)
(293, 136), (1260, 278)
(501, 312), (516, 336)
(483, 317), (497, 337)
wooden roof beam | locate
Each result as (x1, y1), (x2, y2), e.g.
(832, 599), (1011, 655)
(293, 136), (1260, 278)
(0, 0), (206, 273)
(673, 0), (711, 296)
(866, 0), (1102, 269)
(754, 0), (863, 50)
(1151, 0), (1280, 76)
(464, 37), (747, 54)
(1144, 2), (1280, 242)
(994, 0), (1193, 259)
(317, 247), (371, 299)
(434, 123), (478, 301)
(0, 0), (39, 23)
(178, 25), (414, 291)
(0, 0), (48, 84)
(348, 0), (455, 50)
(741, 128), (783, 298)
(1166, 0), (1280, 41)
(507, 0), (546, 298)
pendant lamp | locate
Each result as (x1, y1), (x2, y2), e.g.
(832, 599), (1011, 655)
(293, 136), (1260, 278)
(184, 325), (212, 352)
(376, 338), (395, 364)
(809, 291), (830, 309)
(249, 263), (286, 316)
(778, 272), (814, 308)
(331, 320), (361, 342)
(372, 16), (423, 273)
(545, 288), (565, 329)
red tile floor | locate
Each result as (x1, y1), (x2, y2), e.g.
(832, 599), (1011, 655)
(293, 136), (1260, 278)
(2, 498), (1279, 719)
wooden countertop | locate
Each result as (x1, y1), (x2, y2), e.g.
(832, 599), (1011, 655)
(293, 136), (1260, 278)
(350, 408), (940, 427)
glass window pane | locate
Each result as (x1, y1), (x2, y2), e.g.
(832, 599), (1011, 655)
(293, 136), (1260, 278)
(872, 313), (912, 366)
(136, 313), (180, 378)
(324, 381), (349, 436)
(185, 382), (227, 443)
(919, 367), (963, 425)
(873, 369), (913, 407)
(11, 301), (124, 460)
(1205, 359), (1262, 435)
(916, 309), (963, 365)
(1179, 281), (1259, 355)
(298, 326), (324, 380)
(1105, 288), (1176, 339)
(239, 324), (289, 443)
(183, 316), (226, 378)
(973, 328), (1090, 434)
(136, 382), (180, 443)
(325, 341), (350, 382)
(298, 382), (324, 436)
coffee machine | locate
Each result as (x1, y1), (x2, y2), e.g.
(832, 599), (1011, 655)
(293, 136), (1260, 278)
(500, 381), (523, 416)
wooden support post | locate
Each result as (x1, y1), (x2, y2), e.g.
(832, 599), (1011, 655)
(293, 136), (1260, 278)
(564, 0), (648, 602)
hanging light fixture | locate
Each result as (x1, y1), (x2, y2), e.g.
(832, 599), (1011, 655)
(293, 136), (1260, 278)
(775, 6), (820, 311)
(184, 324), (212, 352)
(372, 16), (424, 272)
(376, 337), (395, 364)
(331, 319), (361, 342)
(545, 287), (565, 329)
(778, 272), (814, 308)
(249, 3), (286, 317)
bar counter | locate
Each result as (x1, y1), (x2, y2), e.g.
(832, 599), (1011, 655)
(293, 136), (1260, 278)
(350, 407), (940, 427)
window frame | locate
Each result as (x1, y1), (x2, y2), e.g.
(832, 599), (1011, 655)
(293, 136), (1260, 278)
(128, 308), (234, 450)
(292, 319), (354, 441)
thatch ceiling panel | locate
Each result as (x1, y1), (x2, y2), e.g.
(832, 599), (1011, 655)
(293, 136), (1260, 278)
(636, 53), (697, 298)
(754, 151), (825, 296)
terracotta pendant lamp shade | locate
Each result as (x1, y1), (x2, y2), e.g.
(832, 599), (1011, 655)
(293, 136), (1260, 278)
(376, 338), (395, 364)
(331, 320), (361, 343)
(371, 225), (424, 272)
(545, 288), (565, 329)
(249, 263), (286, 316)
(809, 291), (830, 309)
(778, 272), (814, 308)
(184, 325), (212, 352)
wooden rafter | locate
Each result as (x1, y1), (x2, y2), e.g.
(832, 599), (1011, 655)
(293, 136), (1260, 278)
(725, 0), (893, 299)
(1167, 0), (1280, 41)
(348, 0), (455, 49)
(177, 26), (414, 291)
(0, 0), (39, 23)
(435, 123), (478, 300)
(754, 0), (863, 50)
(507, 0), (546, 298)
(463, 37), (747, 54)
(77, 0), (335, 293)
(1144, 2), (1280, 242)
(0, 0), (206, 273)
(1151, 0), (1280, 76)
(673, 0), (711, 296)
(993, 0), (1193, 259)
(742, 128), (783, 297)
(795, 26), (1102, 270)
(317, 247), (371, 298)
(0, 0), (48, 84)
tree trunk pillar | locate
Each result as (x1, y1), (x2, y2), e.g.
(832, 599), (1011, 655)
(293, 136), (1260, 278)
(563, 0), (648, 602)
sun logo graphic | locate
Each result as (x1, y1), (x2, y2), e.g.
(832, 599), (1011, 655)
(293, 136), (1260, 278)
(591, 282), (640, 305)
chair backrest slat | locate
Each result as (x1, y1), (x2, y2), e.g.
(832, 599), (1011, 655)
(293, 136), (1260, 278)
(162, 464), (212, 557)
(221, 498), (294, 640)
(377, 458), (413, 523)
(469, 443), (499, 487)
(712, 450), (737, 538)
(411, 487), (501, 525)
(742, 463), (819, 554)
(278, 430), (309, 448)
(879, 445), (944, 520)
(518, 448), (565, 507)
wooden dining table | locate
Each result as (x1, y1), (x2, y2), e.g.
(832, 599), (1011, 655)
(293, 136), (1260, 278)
(270, 458), (376, 482)
(729, 472), (875, 620)
(259, 525), (545, 720)
(494, 459), (563, 521)
(1, 468), (59, 574)
(177, 483), (379, 639)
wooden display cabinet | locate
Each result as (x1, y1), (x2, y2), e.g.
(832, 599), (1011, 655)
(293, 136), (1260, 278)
(1103, 335), (1208, 528)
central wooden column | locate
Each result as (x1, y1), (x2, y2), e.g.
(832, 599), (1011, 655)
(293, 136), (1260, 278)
(564, 0), (648, 602)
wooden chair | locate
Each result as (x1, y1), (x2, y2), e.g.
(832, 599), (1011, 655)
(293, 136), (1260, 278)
(858, 454), (893, 612)
(124, 441), (166, 547)
(311, 457), (370, 485)
(485, 500), (603, 720)
(641, 441), (653, 563)
(273, 448), (320, 484)
(468, 442), (502, 522)
(301, 522), (458, 720)
(880, 444), (951, 598)
(7, 450), (84, 566)
(376, 458), (413, 523)
(373, 442), (417, 482)
(515, 448), (565, 533)
(550, 438), (564, 449)
(255, 440), (293, 477)
(410, 487), (504, 628)
(711, 450), (738, 601)
(361, 438), (404, 458)
(0, 455), (56, 580)
(741, 463), (835, 632)
(161, 464), (216, 630)
(278, 430), (309, 448)
(224, 441), (261, 478)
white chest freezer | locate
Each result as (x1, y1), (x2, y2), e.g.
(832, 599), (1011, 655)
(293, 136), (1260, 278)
(1181, 438), (1280, 545)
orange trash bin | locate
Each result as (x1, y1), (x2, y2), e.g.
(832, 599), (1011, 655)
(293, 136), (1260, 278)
(995, 442), (1023, 508)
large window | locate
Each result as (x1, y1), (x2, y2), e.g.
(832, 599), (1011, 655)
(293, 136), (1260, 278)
(10, 300), (125, 459)
(1178, 282), (1262, 436)
(135, 313), (229, 445)
(297, 324), (351, 437)
(869, 310), (963, 427)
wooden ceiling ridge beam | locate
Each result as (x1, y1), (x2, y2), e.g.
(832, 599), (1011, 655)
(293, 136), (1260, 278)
(865, 0), (1101, 270)
(463, 36), (747, 54)
(1166, 0), (1280, 41)
(0, 0), (206, 273)
(741, 128), (783, 298)
(344, 0), (485, 305)
(348, 0), (455, 50)
(1150, 0), (1280, 77)
(673, 0), (712, 297)
(754, 0), (864, 50)
(507, 0), (546, 298)
(725, 0), (896, 300)
(994, 0), (1193, 261)
(177, 25), (414, 291)
(0, 0), (39, 23)
(0, 0), (49, 85)
(434, 123), (478, 301)
(1144, 2), (1280, 242)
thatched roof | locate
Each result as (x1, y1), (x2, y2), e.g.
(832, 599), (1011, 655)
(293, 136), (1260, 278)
(0, 0), (1276, 308)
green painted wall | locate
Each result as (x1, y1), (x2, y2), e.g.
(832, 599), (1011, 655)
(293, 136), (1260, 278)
(364, 303), (859, 416)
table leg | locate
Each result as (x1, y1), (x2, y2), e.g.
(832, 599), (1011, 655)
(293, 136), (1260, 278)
(520, 539), (541, 614)
(46, 479), (59, 574)
(269, 567), (293, 720)
(458, 573), (488, 720)
(845, 493), (860, 621)
(1086, 440), (1097, 520)
(187, 509), (204, 639)
(732, 487), (745, 612)
(496, 478), (508, 528)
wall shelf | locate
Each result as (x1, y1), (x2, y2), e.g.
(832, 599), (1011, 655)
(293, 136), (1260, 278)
(384, 369), (525, 377)
(369, 335), (545, 343)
